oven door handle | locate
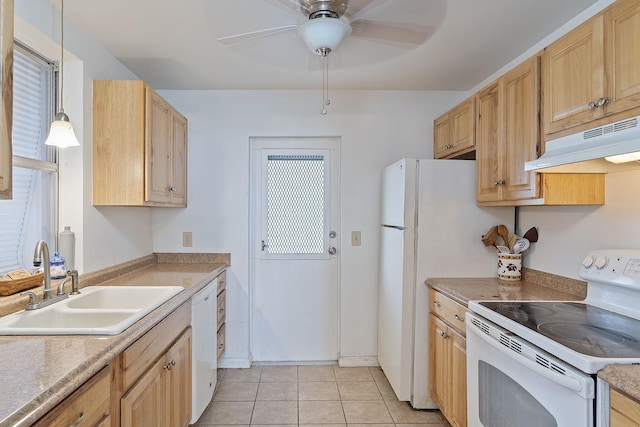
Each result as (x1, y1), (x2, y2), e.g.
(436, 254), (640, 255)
(469, 320), (589, 397)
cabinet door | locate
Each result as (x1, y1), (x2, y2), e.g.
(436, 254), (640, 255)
(433, 113), (450, 159)
(428, 314), (449, 414)
(605, 0), (640, 116)
(170, 110), (188, 206)
(610, 388), (640, 427)
(167, 328), (192, 427)
(450, 330), (467, 427)
(121, 358), (167, 427)
(145, 88), (173, 204)
(543, 14), (605, 135)
(0, 0), (13, 200)
(503, 57), (540, 201)
(475, 83), (502, 203)
(449, 98), (475, 155)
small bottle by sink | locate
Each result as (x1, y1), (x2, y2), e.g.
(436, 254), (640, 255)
(50, 252), (67, 279)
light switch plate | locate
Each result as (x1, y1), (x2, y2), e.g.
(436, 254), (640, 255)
(183, 232), (193, 247)
(352, 231), (361, 246)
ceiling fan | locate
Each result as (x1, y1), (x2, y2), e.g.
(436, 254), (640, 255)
(218, 0), (430, 114)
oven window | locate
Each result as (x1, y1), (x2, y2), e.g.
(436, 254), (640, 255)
(478, 361), (557, 427)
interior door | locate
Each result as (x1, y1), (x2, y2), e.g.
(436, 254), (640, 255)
(250, 137), (340, 362)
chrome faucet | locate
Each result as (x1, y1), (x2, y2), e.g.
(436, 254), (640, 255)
(33, 240), (52, 299)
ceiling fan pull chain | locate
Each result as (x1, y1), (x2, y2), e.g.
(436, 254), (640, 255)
(321, 55), (328, 115)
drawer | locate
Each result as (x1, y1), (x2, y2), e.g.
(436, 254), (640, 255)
(217, 270), (226, 296)
(217, 289), (226, 326)
(121, 301), (191, 390)
(33, 365), (111, 427)
(217, 323), (226, 362)
(429, 288), (466, 335)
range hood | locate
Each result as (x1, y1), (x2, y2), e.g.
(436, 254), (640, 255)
(525, 115), (640, 173)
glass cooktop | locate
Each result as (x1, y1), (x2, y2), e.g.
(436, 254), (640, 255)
(478, 301), (640, 358)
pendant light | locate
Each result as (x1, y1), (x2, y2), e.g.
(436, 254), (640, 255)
(297, 16), (351, 115)
(45, 0), (79, 147)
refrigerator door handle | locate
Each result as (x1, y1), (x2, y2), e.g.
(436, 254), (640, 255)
(382, 224), (406, 231)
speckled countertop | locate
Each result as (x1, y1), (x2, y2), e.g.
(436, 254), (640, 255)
(0, 253), (229, 427)
(428, 269), (640, 404)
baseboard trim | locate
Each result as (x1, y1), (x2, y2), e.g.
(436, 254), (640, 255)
(338, 356), (380, 367)
(218, 357), (252, 369)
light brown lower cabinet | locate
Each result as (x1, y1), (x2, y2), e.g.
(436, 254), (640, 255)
(121, 328), (192, 427)
(429, 288), (467, 427)
(610, 387), (640, 427)
(33, 365), (111, 427)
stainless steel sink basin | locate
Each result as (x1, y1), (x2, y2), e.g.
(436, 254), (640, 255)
(0, 285), (183, 335)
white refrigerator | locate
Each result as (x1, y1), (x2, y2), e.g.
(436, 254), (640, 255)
(377, 158), (513, 409)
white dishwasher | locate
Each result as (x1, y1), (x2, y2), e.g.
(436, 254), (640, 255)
(191, 278), (218, 423)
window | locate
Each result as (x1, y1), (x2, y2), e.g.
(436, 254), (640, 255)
(0, 42), (57, 272)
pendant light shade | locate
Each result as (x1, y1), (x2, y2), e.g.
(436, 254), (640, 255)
(297, 17), (351, 56)
(45, 110), (79, 147)
(46, 0), (79, 148)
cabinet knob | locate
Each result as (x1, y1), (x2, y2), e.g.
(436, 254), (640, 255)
(218, 343), (224, 349)
(454, 314), (464, 322)
(588, 101), (597, 110)
(169, 186), (177, 192)
(596, 97), (610, 107)
(493, 180), (506, 186)
(433, 300), (441, 308)
(439, 330), (449, 339)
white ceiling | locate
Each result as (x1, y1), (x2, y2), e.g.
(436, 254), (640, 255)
(63, 0), (601, 91)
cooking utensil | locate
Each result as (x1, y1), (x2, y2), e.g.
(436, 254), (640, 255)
(523, 227), (538, 243)
(497, 225), (510, 250)
(507, 232), (518, 251)
(496, 245), (511, 254)
(482, 226), (499, 247)
(512, 238), (530, 254)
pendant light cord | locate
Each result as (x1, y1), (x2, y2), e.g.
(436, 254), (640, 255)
(59, 0), (64, 113)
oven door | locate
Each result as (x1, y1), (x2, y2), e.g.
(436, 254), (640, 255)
(466, 312), (595, 427)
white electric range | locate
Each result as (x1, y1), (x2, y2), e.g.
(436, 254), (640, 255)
(466, 249), (640, 427)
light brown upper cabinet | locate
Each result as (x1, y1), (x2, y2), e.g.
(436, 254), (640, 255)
(93, 80), (187, 207)
(434, 97), (475, 159)
(543, 0), (640, 138)
(476, 56), (605, 206)
(0, 0), (13, 200)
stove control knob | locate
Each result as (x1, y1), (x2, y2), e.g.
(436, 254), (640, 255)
(595, 256), (609, 269)
(582, 255), (595, 268)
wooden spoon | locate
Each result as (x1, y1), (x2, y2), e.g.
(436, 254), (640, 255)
(523, 227), (538, 243)
(482, 226), (499, 247)
(497, 224), (510, 250)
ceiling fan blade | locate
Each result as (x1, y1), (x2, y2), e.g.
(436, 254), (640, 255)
(341, 0), (377, 18)
(217, 25), (298, 46)
(350, 19), (430, 45)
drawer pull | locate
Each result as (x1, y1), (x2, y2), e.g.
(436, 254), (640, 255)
(67, 412), (84, 427)
(433, 301), (441, 308)
(439, 330), (449, 339)
(454, 314), (464, 322)
(218, 343), (224, 349)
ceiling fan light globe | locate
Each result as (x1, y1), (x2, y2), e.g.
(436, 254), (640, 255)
(297, 17), (352, 56)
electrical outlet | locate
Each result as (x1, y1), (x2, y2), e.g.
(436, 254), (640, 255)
(183, 232), (193, 247)
(352, 231), (362, 246)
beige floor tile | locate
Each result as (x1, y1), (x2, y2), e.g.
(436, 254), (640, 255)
(375, 379), (399, 401)
(395, 424), (445, 427)
(300, 425), (346, 427)
(299, 381), (340, 400)
(260, 365), (298, 382)
(298, 364), (337, 381)
(299, 400), (346, 424)
(338, 381), (382, 401)
(334, 366), (374, 382)
(222, 366), (263, 383)
(199, 401), (254, 425)
(213, 381), (259, 401)
(256, 382), (298, 401)
(251, 400), (298, 425)
(342, 401), (393, 424)
(368, 366), (388, 383)
(348, 424), (395, 427)
(386, 401), (443, 424)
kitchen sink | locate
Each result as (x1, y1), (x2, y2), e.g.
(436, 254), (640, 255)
(0, 285), (184, 335)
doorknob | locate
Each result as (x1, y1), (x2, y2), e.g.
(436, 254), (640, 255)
(328, 247), (337, 255)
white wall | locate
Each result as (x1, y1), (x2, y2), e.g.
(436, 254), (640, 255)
(152, 90), (464, 364)
(15, 0), (153, 273)
(519, 170), (640, 279)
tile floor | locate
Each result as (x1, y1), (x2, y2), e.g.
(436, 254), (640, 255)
(193, 365), (451, 426)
